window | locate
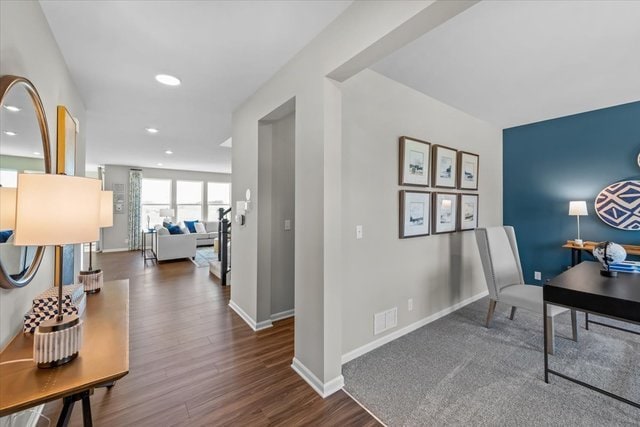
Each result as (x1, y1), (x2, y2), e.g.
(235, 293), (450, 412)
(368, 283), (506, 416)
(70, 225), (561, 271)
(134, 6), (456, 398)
(207, 182), (231, 221)
(0, 169), (18, 187)
(141, 178), (171, 228)
(177, 180), (203, 221)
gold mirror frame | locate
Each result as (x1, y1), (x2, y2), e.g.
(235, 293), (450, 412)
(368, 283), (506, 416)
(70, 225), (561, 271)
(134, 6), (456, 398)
(0, 75), (52, 289)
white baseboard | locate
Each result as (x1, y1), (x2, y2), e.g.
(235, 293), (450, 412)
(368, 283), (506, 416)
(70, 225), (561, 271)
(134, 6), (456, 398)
(228, 300), (273, 331)
(101, 248), (129, 253)
(271, 309), (294, 321)
(341, 290), (489, 365)
(291, 357), (344, 398)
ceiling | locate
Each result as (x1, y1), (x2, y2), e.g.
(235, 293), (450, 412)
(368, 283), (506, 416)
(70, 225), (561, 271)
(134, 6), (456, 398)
(372, 0), (640, 129)
(40, 0), (351, 173)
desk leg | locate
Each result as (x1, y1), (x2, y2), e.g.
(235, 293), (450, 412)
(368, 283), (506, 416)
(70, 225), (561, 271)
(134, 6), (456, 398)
(543, 301), (549, 383)
(81, 392), (93, 427)
(56, 397), (75, 427)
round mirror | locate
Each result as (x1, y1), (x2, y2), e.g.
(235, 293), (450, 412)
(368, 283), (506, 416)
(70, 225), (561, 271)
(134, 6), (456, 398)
(0, 75), (51, 288)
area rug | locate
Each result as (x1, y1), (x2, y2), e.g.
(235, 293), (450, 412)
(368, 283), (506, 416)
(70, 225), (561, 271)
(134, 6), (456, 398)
(342, 297), (640, 426)
(193, 247), (216, 267)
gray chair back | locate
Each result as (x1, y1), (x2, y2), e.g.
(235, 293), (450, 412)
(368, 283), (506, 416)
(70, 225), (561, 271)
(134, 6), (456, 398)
(475, 226), (525, 300)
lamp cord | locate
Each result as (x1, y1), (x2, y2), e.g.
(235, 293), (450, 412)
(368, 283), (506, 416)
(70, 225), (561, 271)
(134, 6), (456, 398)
(0, 358), (33, 365)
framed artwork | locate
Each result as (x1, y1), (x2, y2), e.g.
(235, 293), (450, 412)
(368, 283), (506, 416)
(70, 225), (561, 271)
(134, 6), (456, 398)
(56, 106), (78, 285)
(399, 136), (430, 186)
(432, 192), (458, 234)
(458, 151), (479, 190)
(459, 194), (479, 230)
(399, 190), (430, 238)
(432, 144), (457, 188)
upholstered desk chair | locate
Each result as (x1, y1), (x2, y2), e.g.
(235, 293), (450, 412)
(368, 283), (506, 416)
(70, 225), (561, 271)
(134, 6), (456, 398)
(475, 226), (577, 354)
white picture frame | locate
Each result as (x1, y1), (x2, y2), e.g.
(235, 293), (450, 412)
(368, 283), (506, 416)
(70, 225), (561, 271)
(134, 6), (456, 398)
(459, 194), (479, 230)
(399, 136), (430, 187)
(399, 190), (430, 238)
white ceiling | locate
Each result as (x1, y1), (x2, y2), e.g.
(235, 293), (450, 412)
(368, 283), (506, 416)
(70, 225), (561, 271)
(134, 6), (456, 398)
(40, 0), (351, 173)
(372, 0), (640, 129)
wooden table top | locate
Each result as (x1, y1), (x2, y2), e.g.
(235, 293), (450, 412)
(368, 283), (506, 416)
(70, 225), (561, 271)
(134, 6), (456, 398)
(562, 240), (640, 256)
(0, 279), (129, 416)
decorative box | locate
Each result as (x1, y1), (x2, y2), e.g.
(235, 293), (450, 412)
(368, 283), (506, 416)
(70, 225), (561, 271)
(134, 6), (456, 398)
(24, 292), (86, 333)
(32, 284), (84, 312)
(609, 261), (640, 273)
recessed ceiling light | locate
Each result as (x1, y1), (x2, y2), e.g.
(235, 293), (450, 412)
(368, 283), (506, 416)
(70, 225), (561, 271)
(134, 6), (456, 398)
(165, 150), (173, 155)
(3, 105), (21, 112)
(3, 131), (17, 136)
(157, 163), (163, 166)
(33, 151), (40, 155)
(155, 74), (181, 86)
(145, 127), (159, 134)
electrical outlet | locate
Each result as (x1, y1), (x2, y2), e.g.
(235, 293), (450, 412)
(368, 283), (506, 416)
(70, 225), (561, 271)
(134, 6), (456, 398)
(284, 219), (291, 231)
(534, 271), (542, 281)
(356, 225), (363, 240)
(408, 298), (413, 311)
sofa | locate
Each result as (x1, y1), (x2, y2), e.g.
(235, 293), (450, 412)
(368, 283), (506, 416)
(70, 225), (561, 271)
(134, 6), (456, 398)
(155, 227), (197, 261)
(193, 221), (218, 247)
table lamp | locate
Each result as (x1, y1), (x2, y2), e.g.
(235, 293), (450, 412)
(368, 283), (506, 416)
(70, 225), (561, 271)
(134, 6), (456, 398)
(160, 208), (174, 223)
(79, 191), (113, 293)
(0, 187), (17, 230)
(15, 174), (101, 368)
(568, 201), (588, 246)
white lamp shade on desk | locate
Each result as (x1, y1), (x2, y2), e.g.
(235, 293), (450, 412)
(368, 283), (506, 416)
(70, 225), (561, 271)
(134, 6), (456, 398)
(14, 174), (101, 246)
(568, 201), (588, 216)
(0, 187), (16, 230)
(159, 208), (174, 217)
(100, 191), (114, 228)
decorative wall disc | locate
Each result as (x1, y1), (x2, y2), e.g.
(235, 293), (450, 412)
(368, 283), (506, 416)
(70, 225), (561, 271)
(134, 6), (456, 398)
(594, 180), (640, 231)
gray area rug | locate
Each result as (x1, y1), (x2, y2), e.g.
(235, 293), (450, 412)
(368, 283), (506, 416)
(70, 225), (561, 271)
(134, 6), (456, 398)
(193, 247), (216, 267)
(343, 297), (640, 426)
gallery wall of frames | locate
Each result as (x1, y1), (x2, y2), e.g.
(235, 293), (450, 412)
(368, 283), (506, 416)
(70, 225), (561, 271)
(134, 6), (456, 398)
(398, 136), (479, 238)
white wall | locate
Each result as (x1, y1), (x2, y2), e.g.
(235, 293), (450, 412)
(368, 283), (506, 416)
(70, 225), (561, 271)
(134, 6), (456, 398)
(340, 69), (502, 356)
(231, 0), (478, 394)
(0, 0), (86, 348)
(102, 164), (231, 251)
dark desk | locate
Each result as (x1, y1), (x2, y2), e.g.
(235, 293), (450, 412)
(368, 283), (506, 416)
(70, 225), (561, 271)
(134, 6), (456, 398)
(543, 262), (640, 408)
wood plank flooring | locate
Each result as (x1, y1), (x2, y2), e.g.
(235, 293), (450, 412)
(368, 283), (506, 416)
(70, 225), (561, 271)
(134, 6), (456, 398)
(42, 251), (379, 426)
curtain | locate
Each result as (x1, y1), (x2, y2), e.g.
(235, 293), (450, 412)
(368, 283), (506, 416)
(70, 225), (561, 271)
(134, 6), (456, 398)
(128, 170), (142, 250)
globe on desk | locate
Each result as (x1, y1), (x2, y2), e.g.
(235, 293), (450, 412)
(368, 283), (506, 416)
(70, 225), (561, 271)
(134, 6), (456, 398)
(592, 242), (627, 277)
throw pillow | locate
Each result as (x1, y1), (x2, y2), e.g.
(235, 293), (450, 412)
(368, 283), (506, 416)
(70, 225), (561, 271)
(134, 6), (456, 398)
(194, 222), (206, 233)
(157, 227), (170, 236)
(167, 225), (183, 235)
(184, 220), (199, 233)
(0, 230), (13, 243)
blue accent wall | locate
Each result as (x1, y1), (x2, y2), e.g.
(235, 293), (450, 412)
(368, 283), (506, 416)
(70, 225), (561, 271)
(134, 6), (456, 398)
(503, 101), (640, 284)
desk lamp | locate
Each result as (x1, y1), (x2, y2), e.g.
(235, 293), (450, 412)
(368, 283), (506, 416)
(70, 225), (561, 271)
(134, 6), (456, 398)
(79, 191), (113, 293)
(15, 174), (101, 368)
(568, 201), (587, 246)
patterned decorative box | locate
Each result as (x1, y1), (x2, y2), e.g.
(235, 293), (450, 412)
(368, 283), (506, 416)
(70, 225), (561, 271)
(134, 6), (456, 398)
(32, 284), (85, 312)
(24, 292), (86, 333)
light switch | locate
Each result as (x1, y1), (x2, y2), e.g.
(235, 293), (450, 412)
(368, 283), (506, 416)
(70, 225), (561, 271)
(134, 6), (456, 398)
(284, 219), (291, 231)
(356, 225), (363, 240)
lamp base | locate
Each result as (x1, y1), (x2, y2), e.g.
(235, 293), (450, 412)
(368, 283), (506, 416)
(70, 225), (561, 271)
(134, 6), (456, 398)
(574, 239), (583, 246)
(34, 314), (83, 369)
(600, 269), (618, 278)
(78, 269), (103, 293)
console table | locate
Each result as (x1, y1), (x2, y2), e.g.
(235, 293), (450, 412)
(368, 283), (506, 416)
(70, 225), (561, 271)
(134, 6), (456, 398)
(543, 262), (639, 408)
(0, 279), (130, 426)
(563, 240), (640, 267)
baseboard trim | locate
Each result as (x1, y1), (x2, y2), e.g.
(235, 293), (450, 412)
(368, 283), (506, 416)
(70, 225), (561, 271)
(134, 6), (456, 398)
(101, 248), (129, 253)
(291, 357), (344, 398)
(228, 300), (273, 331)
(341, 290), (489, 365)
(271, 309), (295, 322)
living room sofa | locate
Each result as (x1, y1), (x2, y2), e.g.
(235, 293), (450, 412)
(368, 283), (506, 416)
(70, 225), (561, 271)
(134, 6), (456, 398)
(155, 228), (197, 261)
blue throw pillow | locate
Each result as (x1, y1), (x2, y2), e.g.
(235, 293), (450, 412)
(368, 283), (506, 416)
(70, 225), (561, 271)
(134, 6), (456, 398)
(167, 225), (183, 235)
(0, 230), (12, 243)
(184, 220), (199, 233)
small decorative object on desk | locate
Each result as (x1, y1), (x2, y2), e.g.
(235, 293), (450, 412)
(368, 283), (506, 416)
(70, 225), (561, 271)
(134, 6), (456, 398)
(32, 283), (84, 311)
(609, 260), (640, 274)
(24, 293), (86, 333)
(593, 241), (627, 277)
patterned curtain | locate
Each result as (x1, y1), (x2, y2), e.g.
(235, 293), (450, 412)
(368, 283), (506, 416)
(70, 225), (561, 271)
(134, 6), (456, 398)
(128, 170), (142, 250)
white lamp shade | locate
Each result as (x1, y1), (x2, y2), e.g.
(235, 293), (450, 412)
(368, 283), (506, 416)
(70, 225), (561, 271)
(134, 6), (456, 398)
(160, 208), (174, 217)
(568, 201), (588, 216)
(0, 187), (17, 230)
(15, 174), (101, 246)
(100, 191), (113, 228)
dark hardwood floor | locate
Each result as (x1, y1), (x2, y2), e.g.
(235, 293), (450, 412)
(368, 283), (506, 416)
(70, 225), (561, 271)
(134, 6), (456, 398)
(42, 251), (378, 426)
